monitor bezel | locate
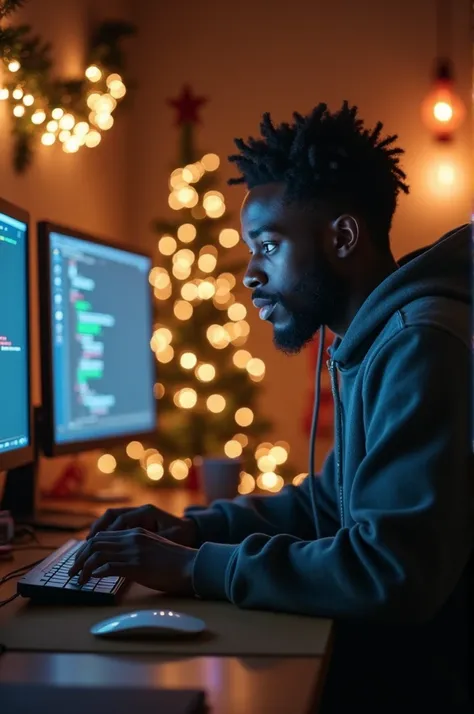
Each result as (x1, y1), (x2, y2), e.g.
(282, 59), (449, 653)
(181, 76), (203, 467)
(0, 197), (34, 473)
(37, 221), (157, 458)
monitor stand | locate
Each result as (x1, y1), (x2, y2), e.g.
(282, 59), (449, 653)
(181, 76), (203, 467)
(0, 462), (96, 532)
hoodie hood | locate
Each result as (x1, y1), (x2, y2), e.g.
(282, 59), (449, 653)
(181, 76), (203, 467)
(332, 223), (471, 366)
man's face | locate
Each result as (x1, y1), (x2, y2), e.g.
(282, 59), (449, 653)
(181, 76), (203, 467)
(241, 184), (347, 354)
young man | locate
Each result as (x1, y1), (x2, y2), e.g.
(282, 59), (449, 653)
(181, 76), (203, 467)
(71, 102), (472, 712)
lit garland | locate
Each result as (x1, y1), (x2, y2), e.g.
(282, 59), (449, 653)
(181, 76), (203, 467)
(0, 15), (135, 171)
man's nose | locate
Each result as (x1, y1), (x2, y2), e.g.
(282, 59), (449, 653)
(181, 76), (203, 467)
(243, 260), (268, 290)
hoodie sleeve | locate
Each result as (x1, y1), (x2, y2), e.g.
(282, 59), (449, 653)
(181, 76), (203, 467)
(184, 449), (339, 545)
(191, 326), (473, 623)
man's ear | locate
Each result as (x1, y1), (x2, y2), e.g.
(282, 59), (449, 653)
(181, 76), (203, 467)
(331, 214), (360, 258)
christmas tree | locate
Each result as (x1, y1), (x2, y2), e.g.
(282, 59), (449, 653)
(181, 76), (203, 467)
(112, 86), (298, 495)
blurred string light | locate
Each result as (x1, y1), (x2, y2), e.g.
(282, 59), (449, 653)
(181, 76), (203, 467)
(0, 54), (128, 159)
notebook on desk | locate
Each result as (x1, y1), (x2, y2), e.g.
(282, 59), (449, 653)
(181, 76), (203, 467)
(0, 683), (208, 714)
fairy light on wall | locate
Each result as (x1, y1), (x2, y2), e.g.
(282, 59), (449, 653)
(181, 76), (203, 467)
(0, 20), (133, 171)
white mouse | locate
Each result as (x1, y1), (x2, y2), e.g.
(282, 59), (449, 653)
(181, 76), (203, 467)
(90, 609), (207, 639)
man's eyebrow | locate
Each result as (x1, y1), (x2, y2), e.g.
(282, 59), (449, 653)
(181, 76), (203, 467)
(247, 224), (282, 240)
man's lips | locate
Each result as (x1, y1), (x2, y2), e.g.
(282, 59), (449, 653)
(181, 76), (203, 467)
(252, 298), (276, 321)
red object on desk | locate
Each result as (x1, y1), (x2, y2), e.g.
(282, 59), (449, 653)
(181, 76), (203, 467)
(42, 459), (86, 499)
(186, 463), (200, 491)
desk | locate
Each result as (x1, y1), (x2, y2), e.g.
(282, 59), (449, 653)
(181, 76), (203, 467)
(0, 488), (331, 714)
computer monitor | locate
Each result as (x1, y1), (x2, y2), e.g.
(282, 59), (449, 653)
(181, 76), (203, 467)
(37, 222), (156, 457)
(0, 198), (33, 474)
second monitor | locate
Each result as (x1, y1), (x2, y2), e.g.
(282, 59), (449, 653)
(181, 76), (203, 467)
(38, 222), (156, 457)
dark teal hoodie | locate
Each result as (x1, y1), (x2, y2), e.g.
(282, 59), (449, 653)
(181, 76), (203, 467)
(186, 223), (473, 711)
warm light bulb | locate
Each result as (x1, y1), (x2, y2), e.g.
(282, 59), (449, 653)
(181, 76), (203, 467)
(173, 300), (193, 320)
(170, 459), (189, 480)
(201, 153), (220, 171)
(224, 440), (243, 458)
(63, 137), (80, 153)
(433, 101), (453, 122)
(46, 120), (58, 132)
(22, 94), (34, 106)
(126, 441), (144, 459)
(95, 113), (114, 131)
(151, 270), (170, 290)
(207, 394), (226, 413)
(233, 433), (249, 447)
(147, 463), (164, 481)
(198, 254), (217, 273)
(85, 65), (102, 82)
(177, 388), (197, 409)
(197, 281), (216, 300)
(255, 442), (272, 459)
(109, 80), (126, 99)
(177, 223), (197, 243)
(31, 110), (46, 125)
(8, 60), (20, 73)
(235, 407), (254, 427)
(74, 121), (89, 136)
(181, 282), (199, 301)
(106, 73), (122, 86)
(232, 349), (252, 368)
(219, 228), (240, 248)
(154, 382), (165, 399)
(246, 357), (265, 377)
(13, 105), (25, 117)
(257, 454), (277, 472)
(12, 87), (23, 100)
(95, 94), (116, 113)
(177, 186), (198, 207)
(41, 132), (56, 146)
(97, 454), (117, 474)
(157, 345), (174, 363)
(269, 445), (288, 464)
(228, 303), (247, 321)
(154, 284), (172, 300)
(87, 92), (102, 110)
(218, 272), (236, 290)
(85, 131), (101, 148)
(238, 473), (256, 495)
(51, 107), (64, 120)
(196, 363), (216, 382)
(206, 324), (230, 349)
(158, 235), (177, 255)
(0, 88), (9, 100)
(180, 352), (197, 369)
(421, 61), (466, 140)
(174, 248), (195, 266)
(59, 113), (75, 130)
(58, 130), (71, 143)
(172, 262), (192, 280)
(258, 472), (278, 490)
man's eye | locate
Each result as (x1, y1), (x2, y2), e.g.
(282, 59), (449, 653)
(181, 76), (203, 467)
(263, 242), (277, 255)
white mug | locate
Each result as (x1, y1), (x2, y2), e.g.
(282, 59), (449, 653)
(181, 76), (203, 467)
(195, 457), (241, 504)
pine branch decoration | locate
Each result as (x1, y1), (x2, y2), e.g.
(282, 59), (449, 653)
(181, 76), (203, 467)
(0, 0), (26, 20)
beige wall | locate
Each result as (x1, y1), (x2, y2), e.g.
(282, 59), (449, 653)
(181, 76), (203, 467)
(1, 0), (471, 477)
(129, 0), (472, 471)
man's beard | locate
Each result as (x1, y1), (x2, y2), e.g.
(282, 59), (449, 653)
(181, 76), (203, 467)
(272, 260), (345, 355)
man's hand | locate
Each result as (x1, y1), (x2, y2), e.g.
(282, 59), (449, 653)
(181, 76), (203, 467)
(86, 504), (198, 547)
(68, 528), (198, 595)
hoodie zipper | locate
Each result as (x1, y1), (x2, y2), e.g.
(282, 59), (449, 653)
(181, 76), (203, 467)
(327, 359), (344, 526)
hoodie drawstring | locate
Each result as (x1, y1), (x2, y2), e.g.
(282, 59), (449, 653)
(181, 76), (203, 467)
(308, 325), (326, 540)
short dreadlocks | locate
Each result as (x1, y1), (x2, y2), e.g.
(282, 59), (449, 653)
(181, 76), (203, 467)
(228, 101), (409, 251)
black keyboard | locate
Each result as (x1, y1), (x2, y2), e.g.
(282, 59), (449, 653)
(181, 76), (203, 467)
(17, 539), (128, 604)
